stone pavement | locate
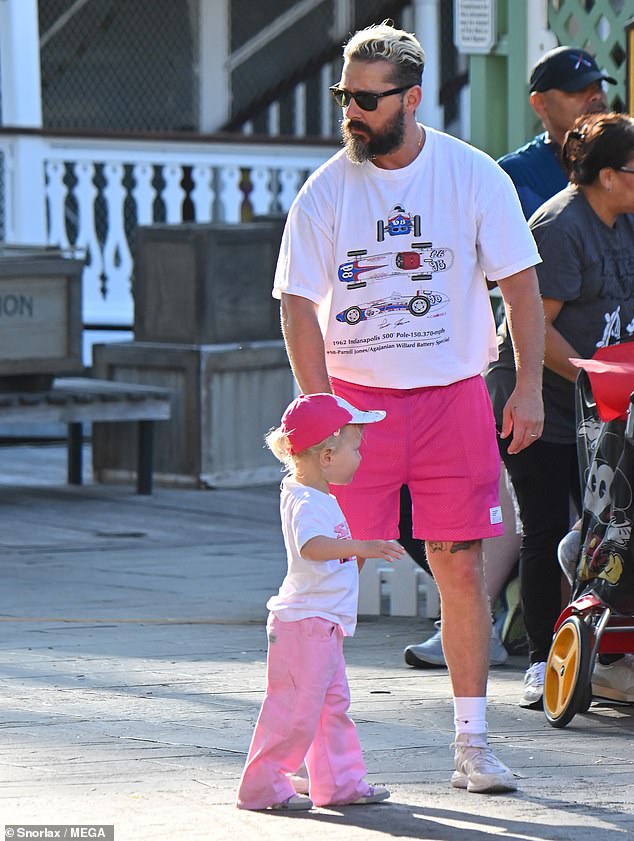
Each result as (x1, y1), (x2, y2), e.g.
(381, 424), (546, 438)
(0, 444), (633, 841)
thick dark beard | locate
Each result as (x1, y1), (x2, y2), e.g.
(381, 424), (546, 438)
(342, 105), (406, 164)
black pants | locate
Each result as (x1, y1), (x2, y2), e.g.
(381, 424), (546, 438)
(499, 436), (581, 664)
(397, 485), (429, 574)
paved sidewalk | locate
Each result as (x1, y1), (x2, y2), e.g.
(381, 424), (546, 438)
(0, 445), (633, 841)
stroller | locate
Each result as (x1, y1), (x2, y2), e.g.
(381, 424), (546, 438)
(543, 343), (634, 728)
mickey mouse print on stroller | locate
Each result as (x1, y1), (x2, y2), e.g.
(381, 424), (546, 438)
(543, 343), (634, 728)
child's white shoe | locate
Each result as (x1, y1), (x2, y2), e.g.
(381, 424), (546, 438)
(350, 785), (390, 804)
(268, 794), (313, 811)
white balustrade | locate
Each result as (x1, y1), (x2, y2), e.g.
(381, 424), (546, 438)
(219, 165), (244, 224)
(358, 554), (441, 619)
(0, 132), (335, 333)
(74, 160), (104, 304)
(191, 164), (215, 223)
(250, 167), (273, 216)
(44, 160), (69, 248)
(131, 163), (155, 226)
(163, 164), (186, 224)
(102, 163), (133, 320)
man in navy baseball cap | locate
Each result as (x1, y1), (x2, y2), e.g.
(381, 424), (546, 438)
(497, 45), (616, 219)
(529, 46), (616, 93)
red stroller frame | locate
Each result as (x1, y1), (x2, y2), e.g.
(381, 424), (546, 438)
(544, 351), (634, 728)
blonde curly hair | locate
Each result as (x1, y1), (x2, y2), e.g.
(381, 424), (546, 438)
(265, 425), (342, 472)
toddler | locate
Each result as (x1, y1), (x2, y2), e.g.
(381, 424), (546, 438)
(236, 393), (404, 811)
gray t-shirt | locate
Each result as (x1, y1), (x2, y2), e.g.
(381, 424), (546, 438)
(486, 184), (634, 443)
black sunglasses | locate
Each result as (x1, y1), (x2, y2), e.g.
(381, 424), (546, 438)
(329, 84), (411, 112)
(618, 166), (634, 174)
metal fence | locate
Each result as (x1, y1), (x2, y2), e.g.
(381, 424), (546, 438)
(37, 0), (413, 138)
(39, 0), (198, 132)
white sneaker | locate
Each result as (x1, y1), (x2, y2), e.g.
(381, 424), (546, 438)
(404, 621), (508, 668)
(404, 621), (445, 666)
(268, 794), (313, 811)
(519, 661), (546, 709)
(349, 785), (391, 804)
(451, 735), (517, 793)
(592, 654), (634, 703)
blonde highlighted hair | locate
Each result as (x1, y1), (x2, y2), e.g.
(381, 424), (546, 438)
(343, 20), (424, 88)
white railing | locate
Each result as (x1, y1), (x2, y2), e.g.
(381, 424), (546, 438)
(240, 62), (343, 138)
(0, 131), (336, 331)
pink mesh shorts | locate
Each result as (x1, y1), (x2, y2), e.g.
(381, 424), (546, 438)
(330, 376), (503, 542)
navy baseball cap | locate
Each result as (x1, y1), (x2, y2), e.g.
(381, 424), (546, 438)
(529, 46), (616, 93)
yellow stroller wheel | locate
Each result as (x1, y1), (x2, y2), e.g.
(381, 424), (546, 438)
(544, 615), (592, 727)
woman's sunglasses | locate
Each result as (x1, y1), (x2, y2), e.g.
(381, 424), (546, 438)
(329, 84), (411, 112)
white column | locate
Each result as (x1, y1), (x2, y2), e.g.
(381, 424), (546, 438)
(333, 0), (352, 38)
(5, 137), (48, 243)
(0, 0), (42, 126)
(198, 0), (230, 131)
(526, 0), (558, 78)
(0, 0), (47, 243)
(411, 0), (444, 130)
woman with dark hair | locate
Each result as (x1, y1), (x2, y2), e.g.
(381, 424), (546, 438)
(485, 112), (634, 709)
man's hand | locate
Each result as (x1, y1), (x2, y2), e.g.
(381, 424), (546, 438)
(496, 267), (545, 454)
(501, 384), (544, 454)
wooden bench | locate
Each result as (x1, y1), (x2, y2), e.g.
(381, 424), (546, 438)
(0, 377), (171, 494)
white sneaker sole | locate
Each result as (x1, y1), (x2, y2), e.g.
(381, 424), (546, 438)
(451, 770), (517, 793)
(404, 646), (446, 667)
(268, 795), (313, 811)
(350, 790), (391, 805)
(404, 647), (508, 668)
(591, 683), (634, 703)
(519, 695), (543, 709)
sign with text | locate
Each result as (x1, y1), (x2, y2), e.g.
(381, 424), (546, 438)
(0, 276), (68, 359)
(454, 0), (496, 54)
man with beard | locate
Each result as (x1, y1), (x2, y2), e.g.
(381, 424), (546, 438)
(273, 21), (544, 794)
(498, 46), (614, 218)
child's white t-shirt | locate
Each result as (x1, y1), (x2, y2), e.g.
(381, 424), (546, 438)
(273, 126), (540, 388)
(267, 476), (359, 636)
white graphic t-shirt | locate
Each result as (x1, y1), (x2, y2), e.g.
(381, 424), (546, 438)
(273, 126), (540, 388)
(267, 477), (359, 636)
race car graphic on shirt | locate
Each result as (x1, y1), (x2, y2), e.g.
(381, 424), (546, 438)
(338, 243), (454, 289)
(335, 289), (449, 325)
(376, 205), (422, 241)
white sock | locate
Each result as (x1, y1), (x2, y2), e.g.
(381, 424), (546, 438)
(453, 696), (487, 736)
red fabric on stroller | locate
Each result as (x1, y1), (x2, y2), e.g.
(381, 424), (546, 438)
(572, 345), (634, 615)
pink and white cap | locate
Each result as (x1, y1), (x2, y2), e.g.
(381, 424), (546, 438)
(280, 393), (386, 455)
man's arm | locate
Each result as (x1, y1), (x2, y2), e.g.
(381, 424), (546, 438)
(496, 266), (545, 454)
(281, 293), (332, 394)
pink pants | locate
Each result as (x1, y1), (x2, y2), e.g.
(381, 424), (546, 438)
(236, 614), (370, 809)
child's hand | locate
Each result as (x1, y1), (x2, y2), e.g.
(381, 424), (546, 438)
(358, 540), (405, 563)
